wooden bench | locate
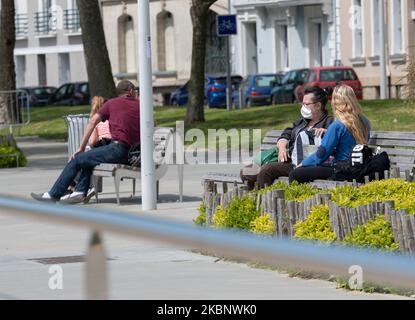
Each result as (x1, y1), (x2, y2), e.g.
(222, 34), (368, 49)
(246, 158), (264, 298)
(202, 130), (415, 192)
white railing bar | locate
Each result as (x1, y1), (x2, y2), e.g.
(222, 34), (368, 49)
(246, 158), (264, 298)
(0, 195), (415, 291)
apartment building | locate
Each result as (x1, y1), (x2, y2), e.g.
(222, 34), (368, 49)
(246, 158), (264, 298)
(230, 0), (340, 75)
(100, 0), (229, 98)
(339, 0), (415, 99)
(12, 0), (87, 88)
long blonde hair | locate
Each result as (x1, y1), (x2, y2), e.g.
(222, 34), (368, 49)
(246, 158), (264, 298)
(331, 85), (368, 145)
(89, 96), (104, 118)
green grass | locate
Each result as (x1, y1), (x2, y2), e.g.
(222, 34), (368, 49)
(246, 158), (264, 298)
(2, 99), (414, 141)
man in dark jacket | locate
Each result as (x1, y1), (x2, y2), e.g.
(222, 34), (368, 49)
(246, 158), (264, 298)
(242, 87), (334, 190)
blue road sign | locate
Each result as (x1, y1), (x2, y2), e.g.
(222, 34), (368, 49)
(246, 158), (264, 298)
(217, 14), (237, 37)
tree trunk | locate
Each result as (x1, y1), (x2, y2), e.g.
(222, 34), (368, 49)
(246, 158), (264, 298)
(186, 0), (217, 124)
(77, 0), (117, 98)
(0, 0), (16, 125)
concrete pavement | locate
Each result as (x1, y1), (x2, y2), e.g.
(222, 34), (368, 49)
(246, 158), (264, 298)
(0, 137), (410, 300)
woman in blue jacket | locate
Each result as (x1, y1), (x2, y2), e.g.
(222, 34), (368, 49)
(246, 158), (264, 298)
(289, 84), (371, 183)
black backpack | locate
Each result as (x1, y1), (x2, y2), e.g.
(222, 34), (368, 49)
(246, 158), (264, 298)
(332, 145), (390, 183)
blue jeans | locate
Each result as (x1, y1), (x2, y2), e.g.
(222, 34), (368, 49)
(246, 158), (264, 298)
(49, 142), (129, 199)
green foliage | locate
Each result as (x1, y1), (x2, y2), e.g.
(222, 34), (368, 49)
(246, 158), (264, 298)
(331, 179), (415, 214)
(343, 215), (400, 251)
(258, 181), (319, 201)
(250, 214), (276, 236)
(213, 197), (260, 230)
(294, 205), (336, 243)
(0, 135), (27, 168)
(194, 202), (206, 226)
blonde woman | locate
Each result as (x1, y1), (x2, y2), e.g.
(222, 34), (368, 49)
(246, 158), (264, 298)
(289, 84), (371, 183)
(88, 96), (112, 148)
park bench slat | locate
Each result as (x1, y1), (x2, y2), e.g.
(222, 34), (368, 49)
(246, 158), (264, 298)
(369, 139), (415, 148)
(370, 132), (415, 140)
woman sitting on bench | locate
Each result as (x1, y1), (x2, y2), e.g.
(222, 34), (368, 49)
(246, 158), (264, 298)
(289, 84), (371, 184)
(242, 87), (334, 190)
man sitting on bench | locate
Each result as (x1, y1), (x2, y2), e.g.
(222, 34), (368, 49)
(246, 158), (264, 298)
(31, 80), (140, 204)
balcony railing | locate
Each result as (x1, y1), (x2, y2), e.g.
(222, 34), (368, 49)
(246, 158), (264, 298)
(15, 14), (28, 38)
(64, 9), (81, 33)
(34, 11), (57, 35)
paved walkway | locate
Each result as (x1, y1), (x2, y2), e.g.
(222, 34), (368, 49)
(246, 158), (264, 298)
(0, 137), (410, 300)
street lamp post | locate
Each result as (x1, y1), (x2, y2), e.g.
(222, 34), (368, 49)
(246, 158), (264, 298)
(379, 0), (389, 99)
(138, 0), (157, 210)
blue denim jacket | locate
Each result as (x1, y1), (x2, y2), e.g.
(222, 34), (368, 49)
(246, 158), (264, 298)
(301, 120), (358, 167)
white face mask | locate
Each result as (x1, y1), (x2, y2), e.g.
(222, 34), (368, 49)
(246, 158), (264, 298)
(301, 105), (312, 119)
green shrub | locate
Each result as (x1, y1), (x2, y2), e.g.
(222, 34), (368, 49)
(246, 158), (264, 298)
(258, 181), (320, 201)
(294, 205), (336, 243)
(213, 196), (260, 230)
(250, 214), (276, 235)
(331, 179), (415, 214)
(343, 215), (400, 251)
(194, 202), (206, 226)
(0, 145), (27, 168)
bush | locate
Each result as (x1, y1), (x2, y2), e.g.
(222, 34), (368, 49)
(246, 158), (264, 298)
(250, 214), (276, 236)
(258, 181), (319, 201)
(0, 145), (27, 168)
(213, 196), (260, 230)
(194, 202), (206, 226)
(343, 215), (399, 252)
(294, 205), (336, 243)
(331, 179), (415, 214)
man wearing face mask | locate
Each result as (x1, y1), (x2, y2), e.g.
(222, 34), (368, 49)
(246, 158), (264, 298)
(251, 87), (334, 189)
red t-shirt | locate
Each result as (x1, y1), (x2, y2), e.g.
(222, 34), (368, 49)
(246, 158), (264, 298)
(98, 96), (140, 147)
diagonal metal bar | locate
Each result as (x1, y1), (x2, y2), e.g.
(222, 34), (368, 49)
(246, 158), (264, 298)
(1, 195), (415, 294)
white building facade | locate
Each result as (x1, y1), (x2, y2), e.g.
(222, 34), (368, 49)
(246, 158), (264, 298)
(10, 0), (87, 88)
(231, 0), (340, 76)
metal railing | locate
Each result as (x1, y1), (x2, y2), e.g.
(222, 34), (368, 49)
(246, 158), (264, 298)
(0, 90), (31, 129)
(15, 14), (29, 38)
(34, 11), (57, 35)
(64, 9), (81, 33)
(1, 196), (415, 299)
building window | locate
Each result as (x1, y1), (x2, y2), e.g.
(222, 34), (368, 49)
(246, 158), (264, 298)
(64, 0), (80, 33)
(275, 22), (289, 71)
(352, 0), (364, 58)
(391, 0), (404, 54)
(118, 14), (136, 74)
(15, 0), (28, 38)
(35, 0), (57, 35)
(157, 11), (176, 72)
(371, 0), (380, 57)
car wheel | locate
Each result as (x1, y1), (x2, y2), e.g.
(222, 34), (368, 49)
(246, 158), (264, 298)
(171, 99), (179, 107)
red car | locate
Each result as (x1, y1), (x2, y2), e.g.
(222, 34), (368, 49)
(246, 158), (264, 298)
(297, 66), (363, 102)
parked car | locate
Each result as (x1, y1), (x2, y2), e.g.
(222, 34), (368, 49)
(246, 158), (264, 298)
(49, 82), (90, 106)
(270, 69), (310, 105)
(297, 66), (363, 101)
(18, 86), (56, 107)
(205, 74), (243, 108)
(233, 73), (284, 108)
(169, 81), (189, 106)
(168, 75), (243, 108)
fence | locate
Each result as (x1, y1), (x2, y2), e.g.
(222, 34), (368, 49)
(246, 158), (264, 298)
(204, 183), (415, 255)
(0, 196), (415, 300)
(0, 90), (30, 130)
